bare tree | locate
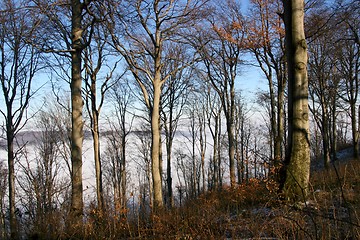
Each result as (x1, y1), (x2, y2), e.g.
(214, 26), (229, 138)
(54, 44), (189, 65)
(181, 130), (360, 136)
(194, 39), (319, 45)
(103, 81), (133, 214)
(107, 0), (206, 210)
(333, 2), (360, 158)
(133, 123), (153, 210)
(32, 0), (97, 233)
(83, 21), (124, 212)
(198, 0), (246, 186)
(307, 7), (340, 167)
(247, 0), (287, 175)
(160, 46), (193, 208)
(234, 94), (253, 183)
(183, 96), (201, 197)
(195, 93), (207, 193)
(0, 1), (42, 237)
(69, 0), (87, 232)
(17, 108), (71, 239)
(203, 84), (223, 190)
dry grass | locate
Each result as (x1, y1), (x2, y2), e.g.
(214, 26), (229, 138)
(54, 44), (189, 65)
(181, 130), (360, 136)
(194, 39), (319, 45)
(28, 158), (360, 239)
(133, 159), (358, 239)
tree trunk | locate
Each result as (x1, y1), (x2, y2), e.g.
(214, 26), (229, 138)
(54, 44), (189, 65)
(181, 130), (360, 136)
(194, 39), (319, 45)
(276, 78), (285, 175)
(322, 108), (331, 167)
(151, 81), (163, 210)
(121, 131), (127, 210)
(351, 101), (359, 159)
(218, 118), (223, 187)
(228, 82), (236, 186)
(199, 116), (206, 192)
(165, 122), (173, 208)
(69, 0), (84, 233)
(92, 110), (104, 210)
(191, 112), (197, 197)
(166, 143), (173, 208)
(227, 119), (236, 186)
(268, 74), (278, 166)
(7, 127), (17, 239)
(212, 121), (219, 189)
(282, 0), (311, 201)
(331, 101), (337, 161)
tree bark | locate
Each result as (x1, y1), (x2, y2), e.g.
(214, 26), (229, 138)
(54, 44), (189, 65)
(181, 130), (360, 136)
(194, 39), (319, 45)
(69, 0), (84, 233)
(121, 126), (127, 210)
(92, 110), (104, 210)
(227, 99), (236, 187)
(351, 99), (359, 158)
(282, 0), (311, 201)
(163, 110), (174, 208)
(6, 127), (17, 239)
(151, 80), (164, 210)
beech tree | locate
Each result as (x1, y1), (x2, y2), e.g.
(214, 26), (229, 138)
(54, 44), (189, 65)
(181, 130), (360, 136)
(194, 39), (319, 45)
(104, 81), (133, 214)
(0, 1), (41, 238)
(234, 94), (252, 182)
(17, 108), (70, 239)
(133, 123), (153, 209)
(281, 0), (311, 201)
(194, 91), (207, 193)
(83, 22), (123, 211)
(333, 2), (360, 159)
(160, 46), (193, 208)
(107, 0), (206, 210)
(204, 84), (223, 189)
(199, 0), (246, 186)
(247, 0), (286, 174)
(182, 95), (203, 197)
(33, 0), (96, 233)
(68, 0), (90, 232)
(307, 8), (339, 167)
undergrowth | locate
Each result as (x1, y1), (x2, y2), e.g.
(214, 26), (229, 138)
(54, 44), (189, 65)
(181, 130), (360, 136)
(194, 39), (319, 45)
(29, 159), (360, 239)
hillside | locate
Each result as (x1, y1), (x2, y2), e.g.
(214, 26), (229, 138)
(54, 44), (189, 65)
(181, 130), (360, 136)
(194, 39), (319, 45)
(76, 153), (360, 240)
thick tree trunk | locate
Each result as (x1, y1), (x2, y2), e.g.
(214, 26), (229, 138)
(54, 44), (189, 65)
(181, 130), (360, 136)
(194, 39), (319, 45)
(151, 81), (163, 210)
(282, 0), (311, 201)
(69, 0), (84, 233)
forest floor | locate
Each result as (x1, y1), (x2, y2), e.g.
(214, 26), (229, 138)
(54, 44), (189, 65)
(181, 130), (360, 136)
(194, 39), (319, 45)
(75, 148), (360, 239)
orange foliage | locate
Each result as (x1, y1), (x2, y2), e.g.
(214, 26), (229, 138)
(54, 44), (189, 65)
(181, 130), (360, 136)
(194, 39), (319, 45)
(212, 0), (285, 50)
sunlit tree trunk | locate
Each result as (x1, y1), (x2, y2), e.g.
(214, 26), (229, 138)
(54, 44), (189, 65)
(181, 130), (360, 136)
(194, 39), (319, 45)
(69, 0), (84, 232)
(151, 79), (163, 209)
(282, 0), (311, 201)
